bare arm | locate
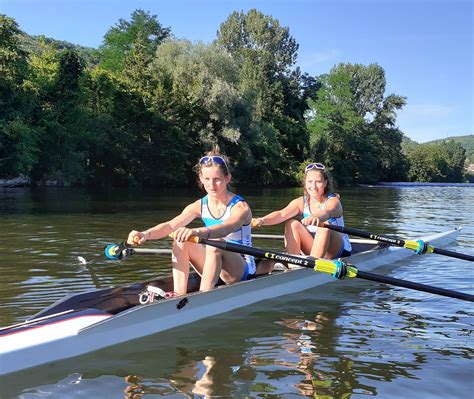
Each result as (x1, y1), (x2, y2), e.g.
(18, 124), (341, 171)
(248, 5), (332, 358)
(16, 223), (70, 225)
(127, 200), (200, 244)
(253, 197), (302, 228)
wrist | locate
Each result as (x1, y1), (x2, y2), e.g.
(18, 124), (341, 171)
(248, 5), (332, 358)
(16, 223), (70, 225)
(144, 230), (151, 240)
(203, 226), (211, 239)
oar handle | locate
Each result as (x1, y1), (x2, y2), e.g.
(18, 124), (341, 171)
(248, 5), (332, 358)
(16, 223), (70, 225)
(168, 232), (200, 244)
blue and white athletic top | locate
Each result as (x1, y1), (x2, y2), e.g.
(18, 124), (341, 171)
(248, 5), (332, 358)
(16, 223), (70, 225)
(302, 194), (352, 252)
(201, 194), (256, 275)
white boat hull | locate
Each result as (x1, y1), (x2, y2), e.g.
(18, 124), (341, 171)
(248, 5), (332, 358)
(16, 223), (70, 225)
(0, 228), (460, 375)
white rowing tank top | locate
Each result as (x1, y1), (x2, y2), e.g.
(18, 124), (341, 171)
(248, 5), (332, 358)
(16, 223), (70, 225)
(302, 194), (352, 252)
(201, 194), (256, 274)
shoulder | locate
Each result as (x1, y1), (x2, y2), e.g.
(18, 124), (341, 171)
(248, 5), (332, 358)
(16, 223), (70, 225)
(325, 194), (342, 210)
(231, 199), (250, 212)
(289, 196), (304, 208)
(182, 199), (202, 215)
(326, 193), (341, 203)
(228, 194), (247, 206)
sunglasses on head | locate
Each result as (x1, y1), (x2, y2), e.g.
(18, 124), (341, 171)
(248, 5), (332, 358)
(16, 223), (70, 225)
(305, 162), (326, 173)
(199, 156), (228, 169)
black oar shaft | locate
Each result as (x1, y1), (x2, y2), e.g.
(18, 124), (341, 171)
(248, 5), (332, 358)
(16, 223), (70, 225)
(325, 224), (406, 247)
(322, 224), (474, 262)
(196, 238), (474, 302)
(432, 247), (474, 261)
(199, 238), (314, 267)
(356, 270), (474, 302)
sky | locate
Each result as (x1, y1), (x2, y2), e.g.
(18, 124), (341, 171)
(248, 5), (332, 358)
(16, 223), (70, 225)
(2, 0), (473, 143)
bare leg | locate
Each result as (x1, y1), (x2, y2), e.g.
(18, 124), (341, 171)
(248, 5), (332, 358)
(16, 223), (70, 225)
(256, 259), (274, 275)
(172, 240), (206, 294)
(199, 245), (224, 291)
(174, 241), (248, 292)
(310, 228), (343, 259)
(219, 251), (247, 283)
(284, 219), (315, 255)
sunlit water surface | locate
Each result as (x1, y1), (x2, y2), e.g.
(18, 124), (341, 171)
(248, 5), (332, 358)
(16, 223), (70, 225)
(0, 186), (472, 398)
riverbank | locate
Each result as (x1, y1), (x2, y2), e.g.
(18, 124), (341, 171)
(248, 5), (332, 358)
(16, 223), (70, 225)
(0, 176), (30, 187)
(363, 182), (474, 188)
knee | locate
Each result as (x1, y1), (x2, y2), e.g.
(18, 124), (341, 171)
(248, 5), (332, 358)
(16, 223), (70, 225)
(172, 240), (192, 254)
(315, 226), (331, 238)
(205, 245), (221, 258)
(284, 219), (300, 233)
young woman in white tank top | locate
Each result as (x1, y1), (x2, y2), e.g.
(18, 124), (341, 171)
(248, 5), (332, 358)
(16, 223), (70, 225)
(126, 149), (262, 295)
(254, 162), (351, 260)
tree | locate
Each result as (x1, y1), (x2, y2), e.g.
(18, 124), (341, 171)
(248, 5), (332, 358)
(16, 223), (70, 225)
(99, 9), (170, 74)
(31, 49), (87, 184)
(406, 142), (466, 182)
(216, 9), (309, 178)
(0, 15), (39, 177)
(216, 9), (298, 118)
(306, 63), (407, 184)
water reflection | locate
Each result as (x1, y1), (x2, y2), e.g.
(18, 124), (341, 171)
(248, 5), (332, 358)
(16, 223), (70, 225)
(1, 291), (472, 398)
(244, 309), (370, 398)
(0, 187), (473, 398)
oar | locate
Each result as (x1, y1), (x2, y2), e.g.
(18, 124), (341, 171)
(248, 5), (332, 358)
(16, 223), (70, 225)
(104, 241), (171, 259)
(251, 218), (472, 261)
(182, 236), (474, 302)
(314, 223), (473, 262)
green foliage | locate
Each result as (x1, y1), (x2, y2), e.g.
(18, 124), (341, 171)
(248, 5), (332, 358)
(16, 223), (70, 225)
(31, 49), (88, 185)
(20, 33), (100, 66)
(99, 9), (171, 73)
(0, 15), (39, 176)
(427, 134), (474, 166)
(215, 9), (309, 178)
(0, 118), (38, 176)
(149, 39), (293, 185)
(1, 10), (464, 188)
(306, 63), (407, 185)
(0, 15), (29, 85)
(81, 67), (189, 187)
(216, 9), (298, 119)
(403, 135), (473, 180)
(406, 141), (466, 182)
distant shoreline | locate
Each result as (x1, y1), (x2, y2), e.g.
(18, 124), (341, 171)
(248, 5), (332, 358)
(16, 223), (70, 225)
(361, 182), (473, 188)
(1, 177), (473, 188)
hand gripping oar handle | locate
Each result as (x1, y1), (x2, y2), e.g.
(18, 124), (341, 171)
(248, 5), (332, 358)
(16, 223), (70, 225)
(316, 223), (474, 262)
(179, 235), (474, 302)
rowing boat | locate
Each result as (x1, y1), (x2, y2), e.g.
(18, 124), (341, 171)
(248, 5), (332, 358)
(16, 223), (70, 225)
(0, 228), (460, 376)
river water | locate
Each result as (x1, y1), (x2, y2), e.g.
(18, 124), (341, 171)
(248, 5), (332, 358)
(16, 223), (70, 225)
(0, 186), (472, 398)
